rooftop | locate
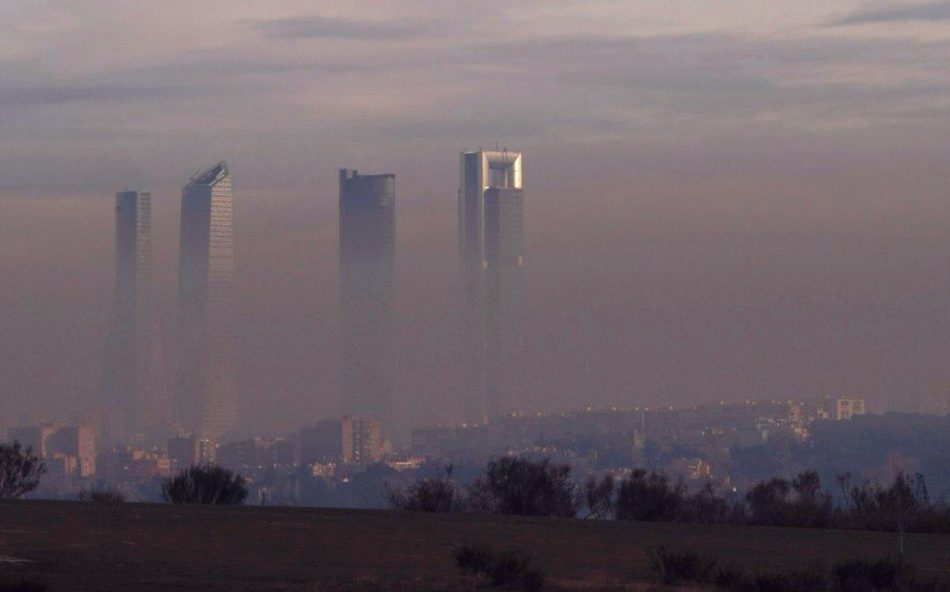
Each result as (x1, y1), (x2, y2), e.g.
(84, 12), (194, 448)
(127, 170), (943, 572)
(185, 161), (229, 188)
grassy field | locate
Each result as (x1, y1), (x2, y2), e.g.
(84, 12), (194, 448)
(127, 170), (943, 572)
(0, 500), (948, 591)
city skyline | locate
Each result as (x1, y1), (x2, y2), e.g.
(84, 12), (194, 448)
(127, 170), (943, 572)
(4, 2), (950, 438)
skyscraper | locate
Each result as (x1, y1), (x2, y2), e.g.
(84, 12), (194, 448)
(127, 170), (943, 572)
(100, 189), (154, 446)
(459, 150), (524, 423)
(338, 169), (395, 431)
(177, 162), (237, 441)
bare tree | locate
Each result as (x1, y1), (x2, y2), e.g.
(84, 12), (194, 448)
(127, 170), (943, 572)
(0, 442), (46, 500)
(584, 474), (615, 519)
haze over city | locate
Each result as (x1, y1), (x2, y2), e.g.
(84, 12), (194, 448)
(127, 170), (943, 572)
(4, 1), (950, 437)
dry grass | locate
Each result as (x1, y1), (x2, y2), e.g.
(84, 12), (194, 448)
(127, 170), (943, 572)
(0, 500), (948, 591)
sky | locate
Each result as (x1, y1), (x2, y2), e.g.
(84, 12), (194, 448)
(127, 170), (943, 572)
(3, 1), (950, 434)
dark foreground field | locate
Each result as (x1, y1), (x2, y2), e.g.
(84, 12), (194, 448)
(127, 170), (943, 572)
(1, 501), (949, 591)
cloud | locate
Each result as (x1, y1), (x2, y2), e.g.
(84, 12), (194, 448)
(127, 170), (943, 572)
(833, 1), (950, 25)
(0, 84), (190, 109)
(256, 16), (430, 40)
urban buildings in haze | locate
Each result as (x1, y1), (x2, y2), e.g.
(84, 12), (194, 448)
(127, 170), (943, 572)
(459, 150), (525, 423)
(338, 169), (396, 431)
(299, 416), (384, 465)
(177, 162), (238, 441)
(100, 189), (165, 446)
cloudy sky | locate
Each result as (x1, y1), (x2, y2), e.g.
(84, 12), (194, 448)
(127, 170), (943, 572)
(2, 1), (950, 433)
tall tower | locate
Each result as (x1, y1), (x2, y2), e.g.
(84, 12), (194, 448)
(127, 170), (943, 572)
(100, 189), (153, 446)
(338, 169), (395, 431)
(459, 150), (524, 423)
(177, 162), (237, 441)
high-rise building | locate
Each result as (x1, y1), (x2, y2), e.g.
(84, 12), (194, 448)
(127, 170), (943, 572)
(177, 162), (238, 441)
(458, 150), (524, 423)
(834, 397), (867, 420)
(298, 416), (383, 465)
(9, 424), (96, 478)
(100, 189), (158, 446)
(338, 169), (395, 431)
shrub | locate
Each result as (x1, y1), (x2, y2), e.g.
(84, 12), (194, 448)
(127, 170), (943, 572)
(737, 569), (828, 592)
(901, 575), (950, 592)
(388, 466), (463, 513)
(680, 482), (743, 524)
(490, 550), (534, 589)
(79, 487), (126, 504)
(0, 442), (46, 500)
(456, 543), (494, 577)
(745, 471), (833, 528)
(584, 474), (615, 519)
(454, 544), (545, 591)
(746, 477), (792, 526)
(647, 547), (717, 585)
(616, 470), (685, 522)
(162, 465), (248, 505)
(520, 568), (546, 592)
(831, 558), (903, 592)
(837, 473), (945, 533)
(468, 457), (579, 518)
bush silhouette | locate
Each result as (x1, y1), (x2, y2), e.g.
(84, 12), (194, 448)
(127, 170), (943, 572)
(456, 543), (494, 576)
(647, 547), (717, 585)
(0, 442), (45, 500)
(162, 465), (248, 505)
(468, 457), (579, 518)
(79, 487), (126, 504)
(616, 470), (685, 522)
(454, 544), (545, 591)
(388, 465), (462, 512)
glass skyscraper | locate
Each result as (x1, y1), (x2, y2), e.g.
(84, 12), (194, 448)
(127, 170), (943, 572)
(177, 162), (237, 441)
(338, 169), (396, 431)
(459, 150), (524, 423)
(100, 189), (154, 446)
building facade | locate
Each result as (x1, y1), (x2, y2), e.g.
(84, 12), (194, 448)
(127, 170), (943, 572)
(9, 424), (96, 478)
(458, 150), (524, 423)
(177, 162), (238, 441)
(338, 169), (395, 432)
(299, 416), (383, 465)
(99, 190), (156, 446)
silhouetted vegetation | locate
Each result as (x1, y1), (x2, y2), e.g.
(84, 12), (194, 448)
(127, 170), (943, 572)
(831, 559), (903, 592)
(584, 474), (615, 519)
(387, 465), (463, 512)
(648, 547), (718, 585)
(456, 542), (494, 583)
(468, 457), (579, 518)
(390, 455), (950, 533)
(646, 547), (949, 592)
(0, 441), (45, 500)
(390, 457), (580, 517)
(454, 543), (544, 591)
(79, 486), (126, 504)
(162, 465), (248, 505)
(746, 470), (833, 528)
(615, 470), (739, 524)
